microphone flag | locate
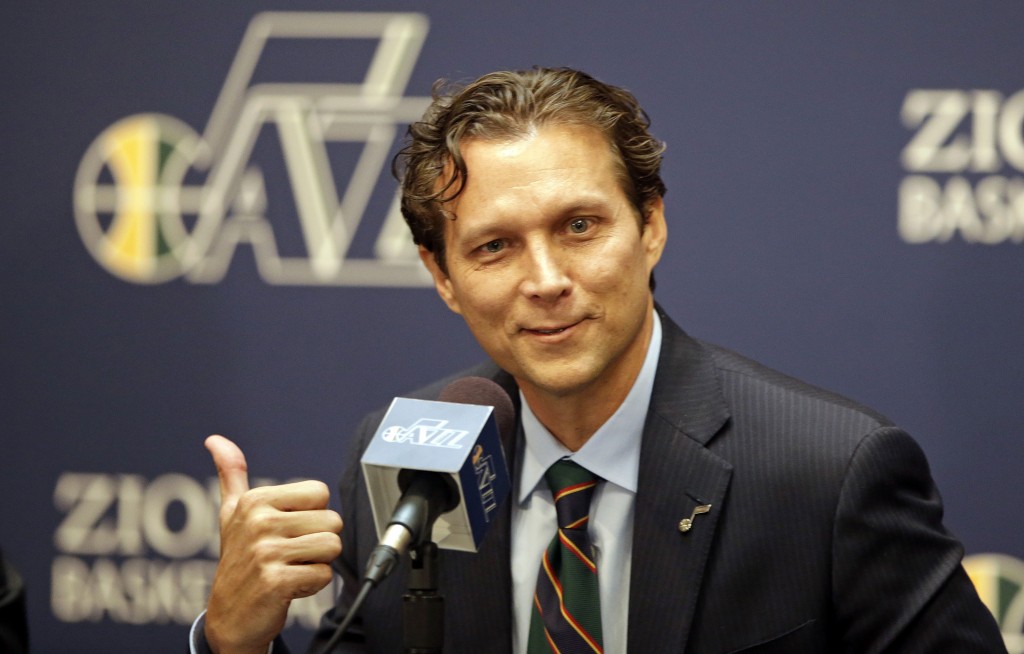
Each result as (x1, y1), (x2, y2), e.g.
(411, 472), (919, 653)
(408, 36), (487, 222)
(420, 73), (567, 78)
(361, 396), (511, 552)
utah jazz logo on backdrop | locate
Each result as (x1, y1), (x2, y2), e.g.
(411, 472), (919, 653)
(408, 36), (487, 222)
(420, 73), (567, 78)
(73, 12), (433, 286)
(964, 553), (1024, 653)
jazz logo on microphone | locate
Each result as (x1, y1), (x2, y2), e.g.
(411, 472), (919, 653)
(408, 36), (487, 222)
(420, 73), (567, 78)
(379, 418), (470, 449)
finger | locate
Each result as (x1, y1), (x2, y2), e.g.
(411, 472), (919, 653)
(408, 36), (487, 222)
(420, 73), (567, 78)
(283, 562), (336, 600)
(279, 531), (343, 565)
(272, 509), (343, 540)
(248, 479), (332, 512)
(234, 506), (342, 540)
(205, 434), (251, 518)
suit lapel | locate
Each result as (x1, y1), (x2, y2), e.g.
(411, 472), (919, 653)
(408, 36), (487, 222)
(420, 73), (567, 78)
(628, 310), (733, 652)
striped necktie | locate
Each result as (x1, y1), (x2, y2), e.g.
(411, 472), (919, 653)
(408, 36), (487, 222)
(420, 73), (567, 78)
(527, 459), (604, 653)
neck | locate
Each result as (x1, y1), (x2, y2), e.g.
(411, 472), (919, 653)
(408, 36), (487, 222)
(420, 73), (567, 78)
(525, 394), (619, 451)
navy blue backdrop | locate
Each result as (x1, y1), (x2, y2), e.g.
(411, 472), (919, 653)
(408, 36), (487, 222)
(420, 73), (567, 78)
(2, 2), (1022, 652)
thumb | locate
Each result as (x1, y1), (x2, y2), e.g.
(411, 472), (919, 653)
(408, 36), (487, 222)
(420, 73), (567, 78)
(205, 434), (251, 521)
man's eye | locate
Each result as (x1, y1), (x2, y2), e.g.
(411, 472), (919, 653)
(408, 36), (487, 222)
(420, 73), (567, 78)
(569, 219), (590, 234)
(482, 240), (504, 253)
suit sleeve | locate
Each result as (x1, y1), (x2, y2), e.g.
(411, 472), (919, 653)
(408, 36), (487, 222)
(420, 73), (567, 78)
(0, 549), (29, 654)
(831, 426), (1005, 653)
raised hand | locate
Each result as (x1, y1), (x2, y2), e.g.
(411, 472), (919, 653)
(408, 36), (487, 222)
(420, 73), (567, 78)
(203, 435), (343, 654)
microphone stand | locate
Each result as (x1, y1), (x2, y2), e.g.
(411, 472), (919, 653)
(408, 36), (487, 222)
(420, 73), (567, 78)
(402, 540), (443, 653)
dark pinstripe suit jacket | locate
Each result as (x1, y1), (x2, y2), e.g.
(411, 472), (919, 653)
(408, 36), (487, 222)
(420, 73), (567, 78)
(309, 308), (1005, 653)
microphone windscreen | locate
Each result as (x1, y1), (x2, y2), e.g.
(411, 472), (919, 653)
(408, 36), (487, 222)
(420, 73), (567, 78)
(438, 377), (515, 446)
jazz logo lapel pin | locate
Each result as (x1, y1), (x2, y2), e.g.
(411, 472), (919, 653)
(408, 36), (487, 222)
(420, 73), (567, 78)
(678, 504), (712, 534)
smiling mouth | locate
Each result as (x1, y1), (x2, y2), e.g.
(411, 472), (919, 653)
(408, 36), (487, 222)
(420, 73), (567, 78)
(524, 319), (583, 336)
(534, 327), (568, 335)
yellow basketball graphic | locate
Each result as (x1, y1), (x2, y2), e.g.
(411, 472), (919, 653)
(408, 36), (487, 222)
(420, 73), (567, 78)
(964, 553), (1024, 653)
(74, 114), (207, 283)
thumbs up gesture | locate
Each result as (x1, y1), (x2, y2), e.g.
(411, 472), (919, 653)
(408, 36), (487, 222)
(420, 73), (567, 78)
(203, 435), (343, 654)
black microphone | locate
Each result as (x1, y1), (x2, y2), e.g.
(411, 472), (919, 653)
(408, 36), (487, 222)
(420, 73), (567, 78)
(361, 377), (515, 586)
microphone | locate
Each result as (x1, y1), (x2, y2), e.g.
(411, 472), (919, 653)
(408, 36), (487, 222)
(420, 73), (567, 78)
(360, 377), (515, 586)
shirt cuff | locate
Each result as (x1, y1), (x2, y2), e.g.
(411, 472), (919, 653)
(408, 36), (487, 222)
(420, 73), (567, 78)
(189, 611), (213, 654)
(189, 611), (275, 654)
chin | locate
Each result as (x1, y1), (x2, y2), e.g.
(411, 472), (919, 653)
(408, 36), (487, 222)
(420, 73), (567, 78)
(518, 363), (599, 398)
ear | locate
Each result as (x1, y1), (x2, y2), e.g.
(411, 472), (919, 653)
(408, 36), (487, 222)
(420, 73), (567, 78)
(641, 196), (668, 271)
(418, 246), (462, 315)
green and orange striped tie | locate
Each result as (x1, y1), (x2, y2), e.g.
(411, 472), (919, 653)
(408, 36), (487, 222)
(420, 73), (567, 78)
(527, 459), (604, 654)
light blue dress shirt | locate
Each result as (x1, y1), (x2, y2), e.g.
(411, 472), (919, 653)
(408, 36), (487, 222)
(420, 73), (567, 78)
(511, 311), (662, 654)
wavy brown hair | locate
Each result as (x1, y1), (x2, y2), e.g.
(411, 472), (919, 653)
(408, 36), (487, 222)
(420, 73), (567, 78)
(393, 67), (667, 274)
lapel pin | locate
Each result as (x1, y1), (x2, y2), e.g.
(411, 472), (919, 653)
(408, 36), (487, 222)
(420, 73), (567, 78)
(678, 504), (712, 533)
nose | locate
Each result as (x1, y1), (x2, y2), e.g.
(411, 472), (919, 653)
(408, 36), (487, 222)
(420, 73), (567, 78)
(520, 240), (571, 301)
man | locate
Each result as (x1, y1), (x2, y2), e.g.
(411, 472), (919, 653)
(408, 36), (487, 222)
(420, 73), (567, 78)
(195, 68), (1005, 652)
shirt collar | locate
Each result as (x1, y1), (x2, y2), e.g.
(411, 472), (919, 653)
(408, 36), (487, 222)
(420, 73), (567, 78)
(517, 310), (662, 503)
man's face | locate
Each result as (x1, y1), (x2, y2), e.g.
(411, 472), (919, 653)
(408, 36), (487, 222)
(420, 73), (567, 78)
(420, 124), (666, 405)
